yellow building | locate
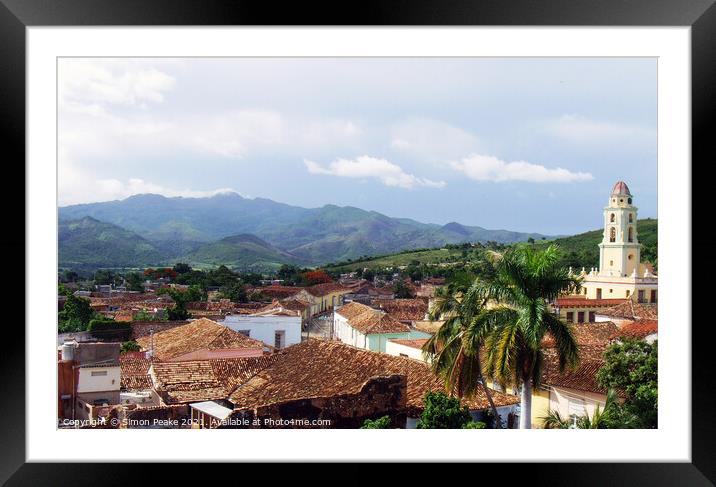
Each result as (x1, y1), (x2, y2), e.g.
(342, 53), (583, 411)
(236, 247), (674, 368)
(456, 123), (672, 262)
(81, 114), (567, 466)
(306, 283), (351, 316)
(579, 181), (657, 304)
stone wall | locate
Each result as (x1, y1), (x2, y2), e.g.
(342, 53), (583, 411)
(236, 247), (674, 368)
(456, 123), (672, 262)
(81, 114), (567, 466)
(227, 374), (408, 429)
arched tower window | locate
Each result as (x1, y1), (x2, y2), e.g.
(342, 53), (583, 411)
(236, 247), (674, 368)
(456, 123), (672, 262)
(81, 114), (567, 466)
(610, 227), (616, 242)
(628, 227), (634, 242)
(629, 213), (633, 223)
(610, 213), (615, 223)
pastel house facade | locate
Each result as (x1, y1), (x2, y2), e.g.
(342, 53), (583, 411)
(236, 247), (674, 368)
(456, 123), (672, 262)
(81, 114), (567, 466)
(334, 302), (431, 353)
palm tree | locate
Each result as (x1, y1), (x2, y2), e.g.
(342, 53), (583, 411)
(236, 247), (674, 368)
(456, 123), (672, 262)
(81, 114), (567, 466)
(422, 275), (504, 428)
(478, 244), (581, 429)
(540, 409), (571, 429)
(541, 389), (619, 429)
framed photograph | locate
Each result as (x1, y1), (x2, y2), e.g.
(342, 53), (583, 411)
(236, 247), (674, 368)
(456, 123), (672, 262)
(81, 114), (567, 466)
(5, 0), (710, 482)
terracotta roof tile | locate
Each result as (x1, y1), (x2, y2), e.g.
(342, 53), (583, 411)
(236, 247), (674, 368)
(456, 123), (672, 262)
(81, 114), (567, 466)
(541, 347), (606, 394)
(371, 299), (428, 321)
(120, 355), (153, 391)
(600, 300), (658, 320)
(413, 320), (444, 335)
(336, 302), (410, 334)
(306, 282), (351, 297)
(150, 356), (277, 404)
(135, 318), (264, 361)
(543, 322), (619, 348)
(388, 339), (429, 350)
(229, 340), (519, 415)
(614, 319), (658, 340)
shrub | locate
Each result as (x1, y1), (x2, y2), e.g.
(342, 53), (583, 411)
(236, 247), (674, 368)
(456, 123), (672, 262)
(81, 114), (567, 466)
(462, 421), (486, 429)
(360, 416), (392, 429)
(417, 391), (472, 429)
(120, 340), (141, 353)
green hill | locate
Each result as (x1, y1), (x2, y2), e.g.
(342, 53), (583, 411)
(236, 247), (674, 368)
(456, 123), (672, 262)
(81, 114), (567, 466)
(58, 193), (553, 264)
(529, 218), (658, 269)
(182, 234), (305, 273)
(326, 218), (658, 273)
(59, 217), (166, 271)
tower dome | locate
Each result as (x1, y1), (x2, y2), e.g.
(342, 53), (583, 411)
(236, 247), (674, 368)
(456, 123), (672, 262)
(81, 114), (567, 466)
(611, 181), (631, 196)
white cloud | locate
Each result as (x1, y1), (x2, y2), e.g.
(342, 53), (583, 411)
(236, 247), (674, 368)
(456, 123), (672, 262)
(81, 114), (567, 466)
(59, 59), (176, 110)
(60, 164), (237, 206)
(390, 118), (480, 161)
(304, 156), (446, 189)
(451, 154), (593, 183)
(542, 114), (655, 144)
(95, 178), (237, 201)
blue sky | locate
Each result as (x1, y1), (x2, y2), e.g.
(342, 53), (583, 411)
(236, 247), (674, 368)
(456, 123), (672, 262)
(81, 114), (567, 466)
(58, 57), (656, 235)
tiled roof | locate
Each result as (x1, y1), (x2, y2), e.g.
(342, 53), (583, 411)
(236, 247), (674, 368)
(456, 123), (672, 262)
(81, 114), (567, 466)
(541, 347), (606, 394)
(336, 302), (410, 334)
(113, 310), (134, 322)
(612, 180), (632, 196)
(555, 298), (625, 308)
(372, 299), (428, 321)
(306, 282), (351, 297)
(388, 339), (429, 350)
(254, 285), (306, 299)
(614, 319), (658, 340)
(229, 340), (518, 415)
(599, 300), (658, 321)
(543, 322), (619, 348)
(280, 298), (311, 311)
(413, 320), (445, 335)
(120, 355), (153, 390)
(136, 318), (265, 361)
(253, 300), (303, 316)
(151, 356), (278, 404)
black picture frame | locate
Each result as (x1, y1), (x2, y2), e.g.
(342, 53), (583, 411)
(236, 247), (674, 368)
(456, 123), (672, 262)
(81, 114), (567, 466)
(3, 0), (710, 483)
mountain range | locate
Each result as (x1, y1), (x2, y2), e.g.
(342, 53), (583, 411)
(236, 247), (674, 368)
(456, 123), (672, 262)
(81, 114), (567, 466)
(58, 192), (553, 271)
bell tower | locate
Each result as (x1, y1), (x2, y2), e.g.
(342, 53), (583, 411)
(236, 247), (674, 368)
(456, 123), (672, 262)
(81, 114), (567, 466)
(598, 181), (641, 277)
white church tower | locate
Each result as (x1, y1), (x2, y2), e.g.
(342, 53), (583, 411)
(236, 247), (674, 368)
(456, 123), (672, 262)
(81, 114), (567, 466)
(578, 181), (657, 303)
(598, 181), (641, 278)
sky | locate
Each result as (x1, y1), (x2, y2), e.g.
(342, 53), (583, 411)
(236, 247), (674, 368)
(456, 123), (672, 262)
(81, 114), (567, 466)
(58, 57), (657, 235)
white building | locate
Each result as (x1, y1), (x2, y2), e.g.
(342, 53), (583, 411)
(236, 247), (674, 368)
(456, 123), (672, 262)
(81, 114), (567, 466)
(385, 339), (430, 363)
(334, 302), (430, 353)
(221, 314), (302, 350)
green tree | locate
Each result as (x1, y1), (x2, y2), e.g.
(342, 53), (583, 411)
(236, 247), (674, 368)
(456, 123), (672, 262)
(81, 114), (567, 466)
(417, 391), (473, 429)
(172, 262), (192, 274)
(462, 421), (486, 429)
(132, 309), (167, 321)
(167, 306), (189, 320)
(360, 416), (392, 429)
(597, 338), (658, 428)
(219, 281), (248, 303)
(58, 293), (95, 332)
(393, 280), (414, 299)
(58, 283), (71, 297)
(120, 340), (141, 353)
(158, 285), (204, 320)
(124, 272), (145, 292)
(479, 245), (581, 429)
(94, 269), (115, 285)
(61, 270), (79, 283)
